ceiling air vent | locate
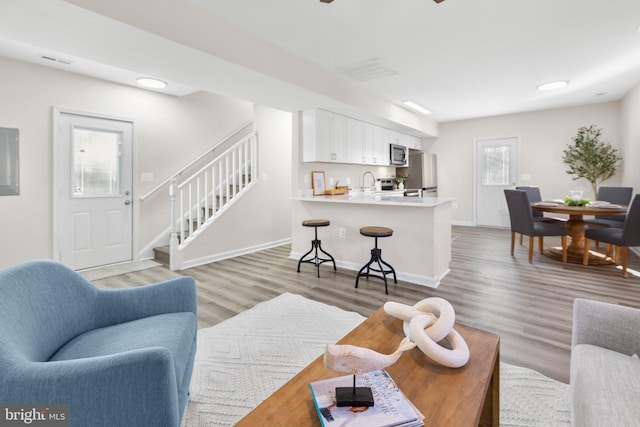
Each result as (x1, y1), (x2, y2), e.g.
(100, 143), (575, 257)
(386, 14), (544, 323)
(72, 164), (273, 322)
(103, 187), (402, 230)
(336, 58), (398, 82)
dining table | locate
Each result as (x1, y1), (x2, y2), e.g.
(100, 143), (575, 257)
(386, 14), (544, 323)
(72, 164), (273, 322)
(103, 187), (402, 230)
(531, 201), (628, 264)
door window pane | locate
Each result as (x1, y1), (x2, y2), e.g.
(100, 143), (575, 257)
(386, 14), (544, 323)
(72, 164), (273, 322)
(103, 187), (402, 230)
(72, 128), (121, 197)
(0, 127), (19, 195)
(482, 146), (510, 185)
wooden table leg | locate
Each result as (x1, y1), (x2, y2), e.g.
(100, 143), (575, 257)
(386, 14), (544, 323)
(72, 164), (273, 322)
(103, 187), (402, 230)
(544, 215), (613, 265)
(480, 349), (500, 426)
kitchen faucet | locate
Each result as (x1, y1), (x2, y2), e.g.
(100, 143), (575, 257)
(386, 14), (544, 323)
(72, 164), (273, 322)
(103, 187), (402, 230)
(361, 171), (376, 191)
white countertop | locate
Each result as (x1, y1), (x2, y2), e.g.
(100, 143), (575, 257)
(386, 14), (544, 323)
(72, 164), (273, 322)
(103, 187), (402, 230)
(291, 193), (455, 207)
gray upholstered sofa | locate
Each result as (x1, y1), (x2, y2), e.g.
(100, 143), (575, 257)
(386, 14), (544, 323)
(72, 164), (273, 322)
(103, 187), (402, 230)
(571, 298), (640, 426)
(0, 260), (197, 427)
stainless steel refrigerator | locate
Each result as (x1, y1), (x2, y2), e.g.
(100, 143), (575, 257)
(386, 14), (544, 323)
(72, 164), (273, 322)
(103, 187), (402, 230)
(398, 151), (437, 196)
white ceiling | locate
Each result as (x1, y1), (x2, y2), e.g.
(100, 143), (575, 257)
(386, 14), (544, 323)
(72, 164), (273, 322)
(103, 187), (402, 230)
(1, 0), (640, 127)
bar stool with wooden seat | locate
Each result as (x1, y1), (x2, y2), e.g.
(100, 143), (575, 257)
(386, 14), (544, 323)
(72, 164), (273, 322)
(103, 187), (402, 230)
(355, 226), (397, 294)
(297, 219), (336, 278)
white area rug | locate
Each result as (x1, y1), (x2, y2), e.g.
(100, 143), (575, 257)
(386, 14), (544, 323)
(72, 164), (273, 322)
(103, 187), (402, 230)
(181, 293), (570, 427)
(500, 363), (570, 426)
(181, 293), (365, 426)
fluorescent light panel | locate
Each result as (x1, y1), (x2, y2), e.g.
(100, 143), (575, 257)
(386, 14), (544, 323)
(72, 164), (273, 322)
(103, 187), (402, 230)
(403, 100), (431, 115)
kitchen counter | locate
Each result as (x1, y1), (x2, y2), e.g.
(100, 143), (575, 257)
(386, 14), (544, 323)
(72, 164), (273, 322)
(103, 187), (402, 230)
(291, 193), (454, 207)
(290, 192), (455, 288)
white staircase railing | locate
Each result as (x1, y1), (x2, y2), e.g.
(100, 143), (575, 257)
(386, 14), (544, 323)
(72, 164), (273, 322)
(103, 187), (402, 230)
(168, 131), (258, 270)
(140, 120), (254, 202)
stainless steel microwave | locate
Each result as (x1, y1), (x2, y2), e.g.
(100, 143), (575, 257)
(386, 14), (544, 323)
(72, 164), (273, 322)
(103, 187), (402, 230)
(390, 143), (408, 166)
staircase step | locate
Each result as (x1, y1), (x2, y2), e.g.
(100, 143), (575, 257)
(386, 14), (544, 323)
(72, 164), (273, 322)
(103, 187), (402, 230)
(189, 219), (201, 231)
(153, 245), (170, 266)
(236, 174), (251, 185)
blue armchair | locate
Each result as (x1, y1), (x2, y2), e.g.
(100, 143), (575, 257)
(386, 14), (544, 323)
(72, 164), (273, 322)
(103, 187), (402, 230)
(0, 260), (197, 427)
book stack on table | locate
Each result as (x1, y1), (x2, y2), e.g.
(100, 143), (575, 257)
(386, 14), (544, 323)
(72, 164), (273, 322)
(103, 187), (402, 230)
(310, 370), (424, 427)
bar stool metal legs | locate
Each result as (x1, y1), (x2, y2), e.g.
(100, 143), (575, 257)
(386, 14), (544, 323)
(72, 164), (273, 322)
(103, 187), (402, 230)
(355, 226), (397, 294)
(297, 219), (336, 278)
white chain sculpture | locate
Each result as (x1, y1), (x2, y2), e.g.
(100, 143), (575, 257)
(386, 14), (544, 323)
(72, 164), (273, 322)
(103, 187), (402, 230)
(384, 297), (469, 368)
(325, 297), (469, 374)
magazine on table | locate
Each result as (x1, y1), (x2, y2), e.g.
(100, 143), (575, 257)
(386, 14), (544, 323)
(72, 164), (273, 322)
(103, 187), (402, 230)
(309, 369), (424, 427)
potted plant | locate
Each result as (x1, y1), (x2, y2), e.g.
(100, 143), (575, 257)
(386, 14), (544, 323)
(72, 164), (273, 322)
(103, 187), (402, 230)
(562, 125), (621, 197)
(395, 172), (408, 190)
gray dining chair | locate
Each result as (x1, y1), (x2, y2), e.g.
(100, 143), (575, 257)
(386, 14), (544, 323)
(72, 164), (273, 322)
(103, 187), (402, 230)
(504, 189), (568, 263)
(584, 186), (633, 228)
(516, 186), (566, 244)
(515, 186), (544, 218)
(583, 194), (640, 277)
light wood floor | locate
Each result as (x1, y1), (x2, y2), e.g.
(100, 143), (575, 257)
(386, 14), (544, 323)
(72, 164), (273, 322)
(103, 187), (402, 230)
(92, 226), (640, 384)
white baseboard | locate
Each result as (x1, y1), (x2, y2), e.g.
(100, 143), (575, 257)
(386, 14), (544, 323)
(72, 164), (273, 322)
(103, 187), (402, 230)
(289, 251), (444, 288)
(179, 238), (292, 270)
(451, 220), (474, 227)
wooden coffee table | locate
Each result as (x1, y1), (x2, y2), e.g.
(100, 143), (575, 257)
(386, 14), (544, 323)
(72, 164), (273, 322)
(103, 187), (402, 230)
(235, 307), (500, 427)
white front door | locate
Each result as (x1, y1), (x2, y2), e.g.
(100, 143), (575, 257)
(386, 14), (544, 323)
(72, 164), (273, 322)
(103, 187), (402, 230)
(475, 137), (519, 227)
(55, 112), (133, 270)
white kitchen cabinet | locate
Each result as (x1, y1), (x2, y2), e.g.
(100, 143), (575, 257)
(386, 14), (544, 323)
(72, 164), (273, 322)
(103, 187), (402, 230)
(303, 110), (346, 163)
(346, 117), (364, 164)
(385, 129), (402, 147)
(386, 129), (422, 150)
(405, 135), (422, 150)
(303, 109), (413, 165)
(330, 114), (346, 162)
(364, 123), (389, 165)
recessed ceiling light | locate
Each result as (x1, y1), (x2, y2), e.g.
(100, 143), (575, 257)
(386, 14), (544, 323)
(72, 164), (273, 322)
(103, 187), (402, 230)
(136, 77), (167, 89)
(537, 81), (569, 91)
(402, 100), (431, 115)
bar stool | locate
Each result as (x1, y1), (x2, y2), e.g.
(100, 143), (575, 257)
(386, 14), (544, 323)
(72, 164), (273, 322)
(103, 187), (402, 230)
(355, 226), (397, 294)
(297, 219), (336, 278)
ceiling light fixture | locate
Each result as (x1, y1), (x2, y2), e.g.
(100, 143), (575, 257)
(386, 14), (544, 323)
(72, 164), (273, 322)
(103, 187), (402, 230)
(402, 100), (431, 115)
(537, 80), (568, 91)
(136, 77), (168, 89)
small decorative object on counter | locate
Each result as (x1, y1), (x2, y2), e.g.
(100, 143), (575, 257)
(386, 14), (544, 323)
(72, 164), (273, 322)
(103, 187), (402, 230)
(312, 171), (326, 196)
(395, 172), (408, 190)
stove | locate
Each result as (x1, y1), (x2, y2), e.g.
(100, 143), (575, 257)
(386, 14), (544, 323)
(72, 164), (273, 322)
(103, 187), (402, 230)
(379, 178), (394, 191)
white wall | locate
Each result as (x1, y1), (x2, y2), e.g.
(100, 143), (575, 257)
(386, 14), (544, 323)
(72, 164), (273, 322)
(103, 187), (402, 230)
(429, 102), (622, 225)
(181, 105), (293, 266)
(0, 56), (291, 269)
(621, 83), (640, 193)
